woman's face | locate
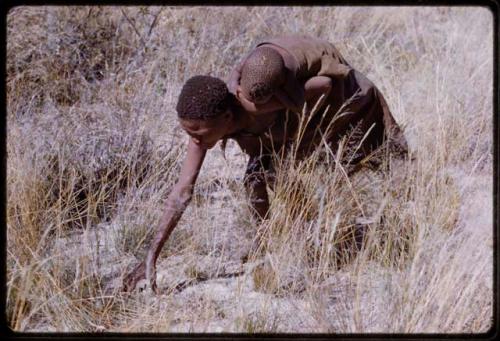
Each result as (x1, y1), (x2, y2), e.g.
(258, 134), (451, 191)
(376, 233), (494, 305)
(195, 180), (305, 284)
(179, 111), (233, 150)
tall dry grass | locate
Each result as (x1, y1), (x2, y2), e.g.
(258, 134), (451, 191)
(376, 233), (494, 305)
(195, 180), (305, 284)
(6, 6), (493, 333)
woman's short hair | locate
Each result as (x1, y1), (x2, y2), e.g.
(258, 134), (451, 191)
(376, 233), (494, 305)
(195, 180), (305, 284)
(176, 75), (232, 120)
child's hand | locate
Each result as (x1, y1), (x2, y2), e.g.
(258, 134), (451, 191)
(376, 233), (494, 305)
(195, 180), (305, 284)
(236, 86), (259, 111)
(236, 85), (249, 101)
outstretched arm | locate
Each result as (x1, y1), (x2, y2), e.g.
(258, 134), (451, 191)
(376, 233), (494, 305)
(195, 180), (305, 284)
(124, 138), (206, 292)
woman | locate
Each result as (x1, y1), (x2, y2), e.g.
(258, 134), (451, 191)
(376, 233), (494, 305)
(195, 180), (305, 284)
(123, 35), (408, 293)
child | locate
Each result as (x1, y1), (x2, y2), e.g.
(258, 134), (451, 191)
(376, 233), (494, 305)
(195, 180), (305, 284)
(228, 34), (408, 161)
(123, 35), (408, 293)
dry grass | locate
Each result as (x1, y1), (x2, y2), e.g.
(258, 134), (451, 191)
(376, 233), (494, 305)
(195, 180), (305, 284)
(6, 6), (493, 333)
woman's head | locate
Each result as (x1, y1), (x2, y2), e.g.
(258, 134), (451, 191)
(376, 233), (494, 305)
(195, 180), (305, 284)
(240, 46), (286, 104)
(176, 75), (235, 149)
(177, 75), (232, 120)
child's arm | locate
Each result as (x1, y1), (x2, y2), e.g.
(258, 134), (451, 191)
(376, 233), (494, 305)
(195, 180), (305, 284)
(238, 75), (332, 115)
(274, 88), (303, 111)
(243, 68), (305, 114)
(236, 87), (290, 114)
(123, 138), (206, 292)
(303, 76), (333, 109)
(228, 54), (250, 95)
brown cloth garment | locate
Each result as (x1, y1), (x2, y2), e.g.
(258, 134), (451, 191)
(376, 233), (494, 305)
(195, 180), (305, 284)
(249, 35), (409, 170)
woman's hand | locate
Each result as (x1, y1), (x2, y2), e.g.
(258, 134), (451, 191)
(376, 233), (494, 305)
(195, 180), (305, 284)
(123, 258), (158, 293)
(145, 250), (158, 293)
(123, 261), (147, 292)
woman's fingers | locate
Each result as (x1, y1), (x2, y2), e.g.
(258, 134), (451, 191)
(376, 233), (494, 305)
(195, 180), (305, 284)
(123, 261), (146, 292)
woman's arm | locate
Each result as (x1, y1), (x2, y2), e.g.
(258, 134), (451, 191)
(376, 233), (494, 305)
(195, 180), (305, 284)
(123, 138), (206, 292)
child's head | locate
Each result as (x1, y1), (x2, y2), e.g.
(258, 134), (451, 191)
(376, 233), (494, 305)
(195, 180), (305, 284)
(240, 46), (286, 104)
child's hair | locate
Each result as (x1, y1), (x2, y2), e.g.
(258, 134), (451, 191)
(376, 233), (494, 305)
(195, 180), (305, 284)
(176, 75), (233, 120)
(240, 46), (285, 103)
